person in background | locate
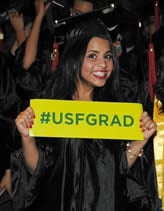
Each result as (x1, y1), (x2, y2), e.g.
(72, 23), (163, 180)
(0, 51), (21, 211)
(70, 0), (94, 16)
(12, 0), (93, 111)
(11, 18), (157, 211)
(12, 0), (52, 111)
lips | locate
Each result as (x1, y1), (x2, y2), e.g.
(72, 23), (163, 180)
(93, 71), (107, 78)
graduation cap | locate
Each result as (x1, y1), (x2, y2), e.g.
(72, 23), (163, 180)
(118, 0), (156, 19)
(51, 2), (140, 47)
(53, 3), (139, 29)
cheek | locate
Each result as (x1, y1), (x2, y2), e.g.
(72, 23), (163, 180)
(81, 62), (93, 76)
(107, 61), (114, 73)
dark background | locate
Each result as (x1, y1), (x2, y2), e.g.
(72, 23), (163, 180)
(0, 0), (164, 21)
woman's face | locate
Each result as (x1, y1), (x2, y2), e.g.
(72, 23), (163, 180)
(80, 37), (113, 88)
(71, 0), (93, 16)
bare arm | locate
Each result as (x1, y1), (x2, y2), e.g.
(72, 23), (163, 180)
(15, 107), (39, 173)
(0, 169), (11, 194)
(127, 111), (157, 168)
(23, 0), (50, 69)
(8, 10), (26, 54)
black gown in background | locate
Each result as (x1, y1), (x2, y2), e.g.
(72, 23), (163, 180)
(0, 51), (21, 211)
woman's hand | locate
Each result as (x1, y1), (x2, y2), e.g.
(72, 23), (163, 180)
(34, 0), (51, 18)
(15, 107), (39, 172)
(0, 169), (11, 195)
(140, 111), (157, 142)
(127, 111), (157, 167)
(8, 9), (24, 33)
(15, 106), (35, 137)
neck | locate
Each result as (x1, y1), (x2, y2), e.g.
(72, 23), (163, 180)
(72, 92), (92, 101)
(73, 83), (93, 101)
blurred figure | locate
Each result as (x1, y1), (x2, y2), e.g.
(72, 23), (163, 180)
(0, 51), (21, 211)
(12, 0), (52, 110)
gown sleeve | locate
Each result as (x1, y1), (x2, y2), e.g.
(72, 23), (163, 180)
(10, 141), (55, 208)
(126, 138), (159, 211)
(13, 36), (52, 107)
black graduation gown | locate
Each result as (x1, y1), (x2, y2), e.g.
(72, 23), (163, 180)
(11, 138), (128, 211)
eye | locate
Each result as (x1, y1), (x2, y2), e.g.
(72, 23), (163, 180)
(87, 53), (97, 59)
(72, 10), (83, 16)
(104, 54), (113, 60)
(75, 12), (81, 16)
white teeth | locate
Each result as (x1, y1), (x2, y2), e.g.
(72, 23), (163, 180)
(94, 72), (106, 77)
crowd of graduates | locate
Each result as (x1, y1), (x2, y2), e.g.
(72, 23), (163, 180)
(0, 0), (164, 210)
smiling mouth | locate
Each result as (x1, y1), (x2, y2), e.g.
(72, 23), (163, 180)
(93, 71), (107, 78)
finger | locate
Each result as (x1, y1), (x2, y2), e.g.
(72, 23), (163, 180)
(16, 110), (31, 128)
(26, 107), (35, 120)
(140, 112), (152, 125)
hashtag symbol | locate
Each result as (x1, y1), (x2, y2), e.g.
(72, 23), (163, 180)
(40, 112), (51, 124)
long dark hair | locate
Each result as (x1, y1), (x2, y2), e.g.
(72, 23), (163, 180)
(43, 18), (122, 101)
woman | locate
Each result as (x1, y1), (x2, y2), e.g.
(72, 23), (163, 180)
(11, 19), (157, 211)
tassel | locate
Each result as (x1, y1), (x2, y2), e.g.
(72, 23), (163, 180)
(0, 27), (4, 51)
(154, 0), (160, 32)
(51, 39), (59, 73)
(148, 42), (157, 101)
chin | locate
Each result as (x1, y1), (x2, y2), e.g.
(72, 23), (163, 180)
(94, 82), (106, 87)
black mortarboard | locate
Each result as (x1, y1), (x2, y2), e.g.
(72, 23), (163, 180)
(52, 2), (139, 44)
(119, 0), (155, 19)
(53, 2), (138, 28)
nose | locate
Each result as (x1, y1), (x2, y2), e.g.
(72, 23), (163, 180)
(97, 58), (106, 68)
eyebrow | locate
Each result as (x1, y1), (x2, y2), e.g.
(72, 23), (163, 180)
(72, 9), (83, 14)
(87, 50), (112, 53)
